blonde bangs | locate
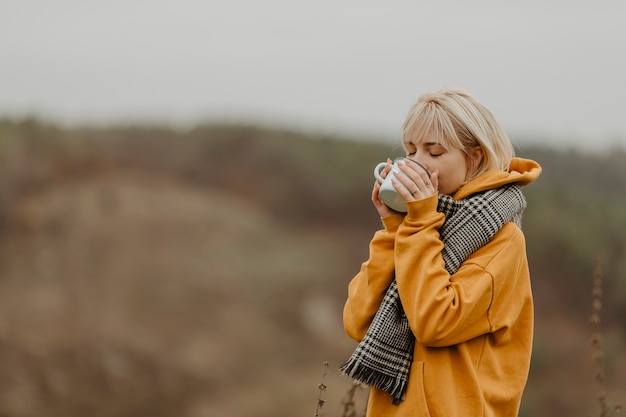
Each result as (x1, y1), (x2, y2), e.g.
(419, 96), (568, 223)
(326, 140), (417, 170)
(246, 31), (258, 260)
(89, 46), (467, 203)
(402, 101), (463, 151)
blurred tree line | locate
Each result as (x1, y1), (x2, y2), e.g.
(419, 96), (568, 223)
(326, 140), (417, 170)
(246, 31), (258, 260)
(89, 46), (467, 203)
(5, 118), (622, 322)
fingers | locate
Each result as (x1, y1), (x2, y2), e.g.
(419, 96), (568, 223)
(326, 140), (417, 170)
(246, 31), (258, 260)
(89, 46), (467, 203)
(371, 180), (394, 217)
(393, 160), (436, 201)
(430, 170), (439, 191)
(371, 180), (382, 202)
(379, 158), (393, 179)
(396, 160), (429, 189)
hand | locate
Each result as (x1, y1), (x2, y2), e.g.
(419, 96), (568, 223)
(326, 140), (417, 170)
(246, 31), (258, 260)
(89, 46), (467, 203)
(372, 158), (397, 217)
(392, 160), (438, 202)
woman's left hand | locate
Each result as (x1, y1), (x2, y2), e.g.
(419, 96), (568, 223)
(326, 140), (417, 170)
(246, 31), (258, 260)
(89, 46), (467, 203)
(391, 160), (438, 202)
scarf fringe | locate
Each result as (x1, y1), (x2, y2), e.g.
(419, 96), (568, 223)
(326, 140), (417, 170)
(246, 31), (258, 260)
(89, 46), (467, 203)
(340, 358), (406, 405)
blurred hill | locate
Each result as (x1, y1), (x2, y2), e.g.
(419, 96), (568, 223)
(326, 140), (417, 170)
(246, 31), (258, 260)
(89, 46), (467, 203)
(0, 118), (624, 416)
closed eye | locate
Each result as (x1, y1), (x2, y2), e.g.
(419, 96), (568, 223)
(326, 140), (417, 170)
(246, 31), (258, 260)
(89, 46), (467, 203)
(404, 141), (417, 155)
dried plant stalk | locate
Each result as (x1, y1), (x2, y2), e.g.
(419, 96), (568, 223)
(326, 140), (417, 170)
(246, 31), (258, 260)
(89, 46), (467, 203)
(314, 362), (329, 417)
(590, 258), (608, 417)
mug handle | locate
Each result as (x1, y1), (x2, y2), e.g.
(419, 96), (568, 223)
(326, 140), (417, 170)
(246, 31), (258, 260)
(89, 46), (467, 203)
(374, 162), (389, 183)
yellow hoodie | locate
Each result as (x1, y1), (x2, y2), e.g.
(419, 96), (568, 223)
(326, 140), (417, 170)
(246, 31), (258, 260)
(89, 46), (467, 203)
(343, 158), (542, 417)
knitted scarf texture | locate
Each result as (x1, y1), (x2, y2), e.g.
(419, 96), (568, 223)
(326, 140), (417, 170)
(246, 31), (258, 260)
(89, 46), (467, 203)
(340, 184), (527, 404)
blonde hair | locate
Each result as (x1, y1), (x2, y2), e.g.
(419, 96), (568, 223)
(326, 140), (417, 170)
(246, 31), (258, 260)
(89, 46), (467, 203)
(401, 87), (514, 181)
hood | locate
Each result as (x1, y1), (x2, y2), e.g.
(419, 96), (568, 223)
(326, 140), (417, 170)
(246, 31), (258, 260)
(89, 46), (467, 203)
(453, 157), (542, 200)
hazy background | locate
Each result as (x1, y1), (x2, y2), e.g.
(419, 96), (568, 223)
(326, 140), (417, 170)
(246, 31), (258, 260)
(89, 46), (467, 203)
(2, 0), (626, 149)
(1, 2), (626, 417)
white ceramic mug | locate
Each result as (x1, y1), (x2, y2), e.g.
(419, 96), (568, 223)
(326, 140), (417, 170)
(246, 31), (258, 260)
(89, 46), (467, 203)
(374, 157), (430, 212)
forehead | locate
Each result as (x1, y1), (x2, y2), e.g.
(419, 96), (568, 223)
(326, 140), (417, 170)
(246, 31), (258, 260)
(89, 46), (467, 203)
(403, 109), (459, 150)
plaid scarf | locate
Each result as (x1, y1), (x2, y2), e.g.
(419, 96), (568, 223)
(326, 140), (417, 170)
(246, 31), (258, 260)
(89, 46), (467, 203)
(340, 184), (526, 404)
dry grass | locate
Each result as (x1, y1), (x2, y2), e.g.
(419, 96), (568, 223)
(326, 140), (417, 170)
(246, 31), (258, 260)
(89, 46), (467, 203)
(0, 160), (367, 416)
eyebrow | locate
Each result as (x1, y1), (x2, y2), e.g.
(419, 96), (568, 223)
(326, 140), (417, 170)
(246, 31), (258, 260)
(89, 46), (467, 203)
(406, 140), (445, 149)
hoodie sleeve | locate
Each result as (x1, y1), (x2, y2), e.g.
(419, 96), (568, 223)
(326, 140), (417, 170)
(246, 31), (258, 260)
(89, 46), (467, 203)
(393, 194), (525, 347)
(343, 214), (403, 342)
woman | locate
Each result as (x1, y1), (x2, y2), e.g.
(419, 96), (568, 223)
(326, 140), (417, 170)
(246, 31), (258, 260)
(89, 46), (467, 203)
(341, 87), (542, 417)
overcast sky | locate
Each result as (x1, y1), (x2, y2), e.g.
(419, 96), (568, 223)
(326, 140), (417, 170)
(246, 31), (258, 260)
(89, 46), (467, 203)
(1, 0), (625, 150)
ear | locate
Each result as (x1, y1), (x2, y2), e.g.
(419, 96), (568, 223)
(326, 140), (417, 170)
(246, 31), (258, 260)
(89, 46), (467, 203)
(469, 145), (483, 165)
(464, 145), (484, 181)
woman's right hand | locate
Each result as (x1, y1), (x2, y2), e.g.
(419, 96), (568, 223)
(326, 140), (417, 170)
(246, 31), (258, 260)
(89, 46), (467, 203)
(372, 158), (397, 218)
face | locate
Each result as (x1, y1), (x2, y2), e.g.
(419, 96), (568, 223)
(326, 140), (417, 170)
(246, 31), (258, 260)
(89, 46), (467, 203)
(404, 140), (476, 195)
